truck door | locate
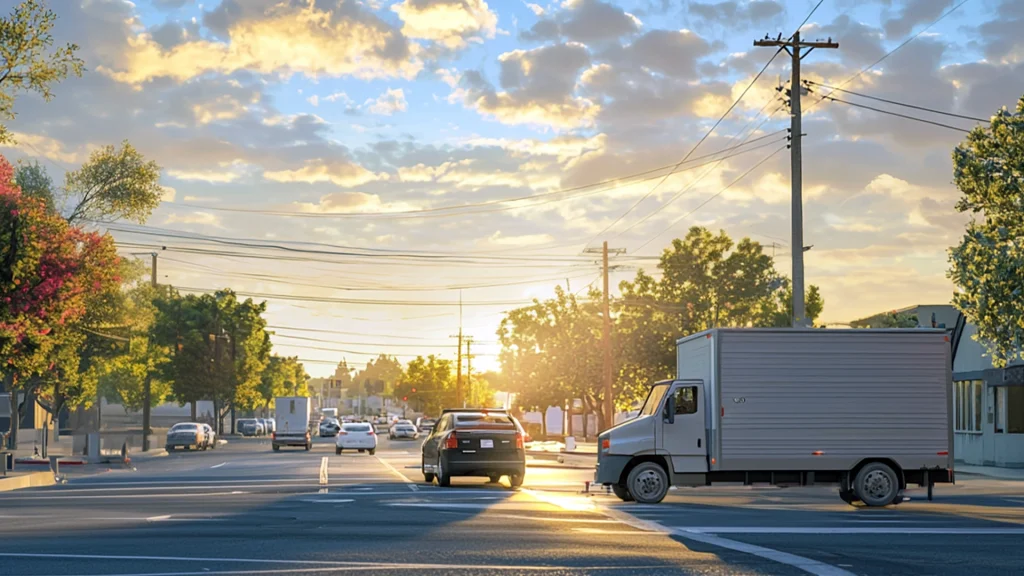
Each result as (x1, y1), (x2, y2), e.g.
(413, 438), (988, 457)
(657, 381), (708, 473)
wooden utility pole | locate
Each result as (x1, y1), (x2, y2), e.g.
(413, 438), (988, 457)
(142, 252), (158, 451)
(450, 291), (464, 408)
(754, 31), (837, 327)
(465, 337), (474, 407)
(584, 242), (625, 431)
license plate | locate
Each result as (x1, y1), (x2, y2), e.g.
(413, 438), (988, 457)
(480, 439), (493, 449)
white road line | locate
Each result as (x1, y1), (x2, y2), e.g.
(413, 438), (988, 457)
(0, 552), (664, 573)
(8, 491), (250, 500)
(671, 526), (1024, 535)
(599, 507), (856, 576)
(375, 454), (418, 491)
(319, 457), (329, 485)
(210, 462), (227, 469)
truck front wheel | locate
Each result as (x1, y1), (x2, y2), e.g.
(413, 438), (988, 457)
(611, 484), (634, 502)
(626, 462), (669, 504)
(854, 462), (899, 507)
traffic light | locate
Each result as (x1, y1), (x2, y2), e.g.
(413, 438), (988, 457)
(411, 388), (417, 393)
(403, 396), (408, 401)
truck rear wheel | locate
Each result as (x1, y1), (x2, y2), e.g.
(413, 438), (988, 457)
(854, 462), (899, 507)
(626, 462), (669, 504)
(612, 484), (634, 502)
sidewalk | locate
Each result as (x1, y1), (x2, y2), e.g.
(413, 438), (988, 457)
(956, 463), (1024, 481)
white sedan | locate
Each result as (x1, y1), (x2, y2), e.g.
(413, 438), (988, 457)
(335, 422), (377, 455)
(389, 423), (419, 440)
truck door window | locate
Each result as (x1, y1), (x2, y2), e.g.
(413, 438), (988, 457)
(673, 386), (698, 415)
(640, 384), (670, 416)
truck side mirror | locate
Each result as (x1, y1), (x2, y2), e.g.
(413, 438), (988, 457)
(663, 394), (676, 424)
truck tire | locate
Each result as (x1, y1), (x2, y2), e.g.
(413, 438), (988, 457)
(854, 462), (899, 507)
(838, 489), (860, 506)
(612, 484), (635, 502)
(627, 462), (669, 504)
(335, 447), (341, 455)
(508, 472), (524, 488)
(369, 449), (375, 455)
(422, 458), (435, 483)
(272, 445), (280, 452)
(305, 443), (311, 451)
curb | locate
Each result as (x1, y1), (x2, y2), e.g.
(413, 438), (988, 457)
(0, 471), (55, 492)
(14, 457), (86, 466)
(527, 461), (595, 470)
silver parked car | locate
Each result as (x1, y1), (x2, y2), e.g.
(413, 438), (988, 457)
(237, 418), (264, 437)
(166, 423), (207, 452)
(200, 423), (217, 450)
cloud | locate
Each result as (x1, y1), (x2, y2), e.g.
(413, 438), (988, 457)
(883, 0), (955, 39)
(102, 0), (421, 84)
(263, 160), (385, 188)
(365, 88), (408, 115)
(164, 211), (222, 227)
(525, 3), (546, 16)
(523, 0), (641, 43)
(486, 231), (555, 246)
(688, 1), (785, 28)
(392, 0), (498, 49)
(1, 131), (87, 164)
(160, 186), (177, 202)
(456, 43), (599, 129)
(290, 192), (419, 214)
(167, 167), (245, 183)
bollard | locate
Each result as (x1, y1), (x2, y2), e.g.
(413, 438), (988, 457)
(49, 455), (60, 477)
(1, 452), (7, 477)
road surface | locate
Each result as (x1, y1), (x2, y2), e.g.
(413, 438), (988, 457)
(1, 436), (1022, 575)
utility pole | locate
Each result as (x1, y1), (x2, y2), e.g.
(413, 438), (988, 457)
(465, 337), (474, 407)
(450, 291), (464, 408)
(754, 31), (837, 327)
(142, 252), (158, 451)
(584, 242), (626, 431)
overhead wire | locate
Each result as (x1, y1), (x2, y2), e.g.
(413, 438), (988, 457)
(582, 47), (788, 246)
(803, 80), (990, 123)
(813, 92), (974, 133)
(634, 145), (789, 253)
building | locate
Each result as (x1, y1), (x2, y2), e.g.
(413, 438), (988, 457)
(853, 304), (1024, 468)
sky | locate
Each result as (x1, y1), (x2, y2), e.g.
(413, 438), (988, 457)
(2, 0), (1022, 377)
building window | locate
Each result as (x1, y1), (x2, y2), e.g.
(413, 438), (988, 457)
(954, 380), (983, 433)
(1006, 387), (1024, 434)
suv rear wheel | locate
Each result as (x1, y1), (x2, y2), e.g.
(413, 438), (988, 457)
(437, 458), (451, 487)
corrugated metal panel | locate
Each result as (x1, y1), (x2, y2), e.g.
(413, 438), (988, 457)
(715, 329), (950, 469)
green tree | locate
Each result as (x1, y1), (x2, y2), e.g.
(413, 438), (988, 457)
(14, 160), (53, 210)
(258, 355), (308, 414)
(63, 141), (163, 224)
(354, 354), (403, 399)
(754, 280), (825, 327)
(948, 96), (1024, 367)
(0, 0), (84, 145)
(397, 355), (454, 416)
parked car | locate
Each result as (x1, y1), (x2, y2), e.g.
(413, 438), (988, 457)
(336, 422), (377, 455)
(237, 418), (263, 437)
(263, 418), (276, 434)
(389, 422), (419, 440)
(200, 424), (217, 450)
(166, 422), (207, 452)
(415, 417), (437, 433)
(319, 418), (341, 438)
(421, 409), (525, 488)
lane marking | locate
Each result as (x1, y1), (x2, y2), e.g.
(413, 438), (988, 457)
(599, 507), (856, 576)
(670, 526), (1024, 535)
(299, 498), (354, 504)
(319, 457), (329, 485)
(375, 454), (419, 491)
(56, 478), (395, 490)
(4, 491), (251, 500)
(0, 552), (667, 573)
(210, 463), (227, 469)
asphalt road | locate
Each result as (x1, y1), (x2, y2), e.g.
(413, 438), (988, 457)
(1, 436), (1023, 576)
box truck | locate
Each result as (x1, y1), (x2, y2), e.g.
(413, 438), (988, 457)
(595, 328), (954, 506)
(273, 396), (311, 451)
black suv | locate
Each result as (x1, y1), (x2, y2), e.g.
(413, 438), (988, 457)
(421, 409), (526, 488)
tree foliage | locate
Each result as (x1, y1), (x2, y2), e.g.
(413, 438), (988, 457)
(14, 160), (53, 210)
(948, 95), (1024, 367)
(0, 0), (84, 145)
(63, 141), (163, 224)
(354, 354), (403, 397)
(396, 355), (454, 415)
(259, 355), (308, 411)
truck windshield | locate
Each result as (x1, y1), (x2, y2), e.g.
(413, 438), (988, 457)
(639, 383), (670, 417)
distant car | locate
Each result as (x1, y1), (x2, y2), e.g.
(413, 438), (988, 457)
(200, 424), (217, 450)
(336, 422), (377, 455)
(320, 418), (341, 438)
(166, 423), (207, 452)
(415, 417), (437, 433)
(389, 423), (419, 440)
(395, 419), (414, 428)
(237, 418), (263, 437)
(421, 410), (525, 488)
(263, 418), (276, 434)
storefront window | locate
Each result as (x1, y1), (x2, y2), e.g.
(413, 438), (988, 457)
(1006, 387), (1024, 434)
(954, 380), (983, 433)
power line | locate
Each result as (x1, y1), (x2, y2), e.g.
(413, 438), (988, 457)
(794, 0), (828, 34)
(268, 325), (463, 341)
(816, 93), (973, 133)
(806, 0), (974, 114)
(174, 286), (537, 307)
(584, 47), (787, 245)
(803, 80), (990, 123)
(635, 145), (788, 253)
(270, 332), (497, 349)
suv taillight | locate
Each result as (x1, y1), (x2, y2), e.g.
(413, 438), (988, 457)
(515, 431), (524, 449)
(445, 432), (458, 449)
(272, 432), (276, 440)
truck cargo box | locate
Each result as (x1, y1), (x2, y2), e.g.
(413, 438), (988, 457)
(676, 328), (952, 473)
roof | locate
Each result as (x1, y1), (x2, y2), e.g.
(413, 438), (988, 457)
(676, 326), (947, 345)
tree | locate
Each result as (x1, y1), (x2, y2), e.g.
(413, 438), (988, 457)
(258, 355), (308, 414)
(754, 280), (825, 327)
(948, 96), (1024, 367)
(14, 160), (53, 210)
(0, 154), (120, 446)
(63, 141), (163, 224)
(397, 355), (454, 416)
(0, 0), (84, 145)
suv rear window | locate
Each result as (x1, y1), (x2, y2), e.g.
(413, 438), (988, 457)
(343, 423), (372, 432)
(454, 414), (515, 429)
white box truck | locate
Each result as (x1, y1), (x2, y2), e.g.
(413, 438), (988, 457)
(273, 396), (311, 452)
(595, 328), (954, 506)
